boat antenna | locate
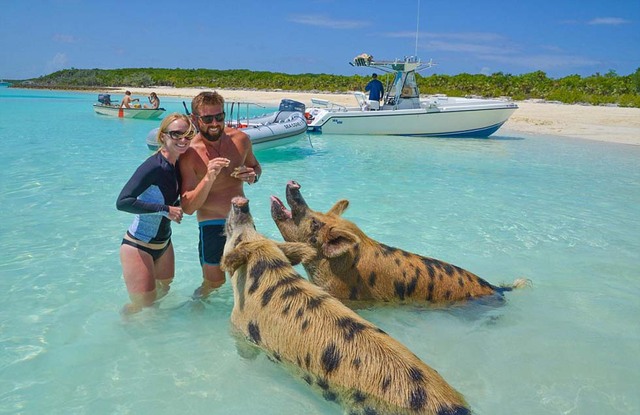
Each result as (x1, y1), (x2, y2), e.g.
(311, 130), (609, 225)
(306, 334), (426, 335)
(415, 0), (421, 57)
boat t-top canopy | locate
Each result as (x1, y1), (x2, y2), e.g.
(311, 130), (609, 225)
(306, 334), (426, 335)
(350, 53), (434, 74)
(351, 53), (436, 109)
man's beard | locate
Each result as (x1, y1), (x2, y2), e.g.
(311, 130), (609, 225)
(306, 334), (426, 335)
(201, 125), (223, 142)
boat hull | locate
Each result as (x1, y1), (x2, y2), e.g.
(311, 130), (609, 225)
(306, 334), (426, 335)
(145, 113), (307, 151)
(307, 104), (517, 137)
(93, 104), (165, 120)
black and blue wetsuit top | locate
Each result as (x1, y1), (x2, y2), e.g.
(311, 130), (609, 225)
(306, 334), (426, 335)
(116, 152), (180, 244)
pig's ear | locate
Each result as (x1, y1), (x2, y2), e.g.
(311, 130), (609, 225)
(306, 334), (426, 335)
(327, 199), (349, 216)
(322, 228), (358, 258)
(221, 244), (250, 273)
(277, 242), (316, 265)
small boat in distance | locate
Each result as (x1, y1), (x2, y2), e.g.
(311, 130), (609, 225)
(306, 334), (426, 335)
(146, 99), (308, 152)
(305, 54), (518, 138)
(93, 94), (165, 120)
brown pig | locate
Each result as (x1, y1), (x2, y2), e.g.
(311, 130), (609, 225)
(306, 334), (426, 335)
(271, 181), (528, 306)
(221, 196), (471, 415)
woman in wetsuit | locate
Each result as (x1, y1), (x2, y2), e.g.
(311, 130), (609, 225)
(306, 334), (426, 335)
(116, 113), (195, 314)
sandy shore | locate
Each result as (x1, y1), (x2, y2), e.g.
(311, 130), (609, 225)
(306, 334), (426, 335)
(115, 86), (640, 146)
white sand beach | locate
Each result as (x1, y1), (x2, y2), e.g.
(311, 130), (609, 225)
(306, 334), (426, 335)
(116, 86), (640, 146)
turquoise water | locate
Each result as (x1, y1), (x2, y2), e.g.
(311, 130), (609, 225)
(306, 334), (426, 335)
(1, 86), (639, 414)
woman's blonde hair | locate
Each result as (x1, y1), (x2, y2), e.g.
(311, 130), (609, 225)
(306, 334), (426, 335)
(155, 113), (196, 152)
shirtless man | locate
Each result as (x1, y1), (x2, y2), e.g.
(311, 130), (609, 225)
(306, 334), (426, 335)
(120, 90), (139, 108)
(179, 91), (262, 298)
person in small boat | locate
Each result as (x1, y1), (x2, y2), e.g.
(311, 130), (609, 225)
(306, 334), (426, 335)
(116, 113), (195, 315)
(365, 73), (384, 103)
(120, 90), (140, 108)
(144, 92), (160, 109)
(179, 91), (262, 299)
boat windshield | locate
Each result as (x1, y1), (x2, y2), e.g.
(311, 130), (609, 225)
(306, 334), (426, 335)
(385, 70), (420, 108)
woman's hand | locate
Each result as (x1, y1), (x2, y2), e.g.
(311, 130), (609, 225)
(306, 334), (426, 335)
(167, 206), (183, 223)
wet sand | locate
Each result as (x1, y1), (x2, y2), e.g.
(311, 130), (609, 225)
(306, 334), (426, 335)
(116, 86), (640, 146)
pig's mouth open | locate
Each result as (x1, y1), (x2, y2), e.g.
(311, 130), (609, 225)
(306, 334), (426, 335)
(270, 196), (292, 220)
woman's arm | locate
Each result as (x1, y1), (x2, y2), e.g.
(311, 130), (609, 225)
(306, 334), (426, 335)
(116, 161), (169, 216)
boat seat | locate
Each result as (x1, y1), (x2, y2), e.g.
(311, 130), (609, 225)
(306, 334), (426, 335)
(354, 91), (379, 110)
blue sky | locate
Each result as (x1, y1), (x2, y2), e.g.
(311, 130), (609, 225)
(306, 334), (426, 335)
(1, 0), (638, 80)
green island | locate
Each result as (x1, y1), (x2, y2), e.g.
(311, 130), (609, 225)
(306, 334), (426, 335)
(7, 67), (640, 107)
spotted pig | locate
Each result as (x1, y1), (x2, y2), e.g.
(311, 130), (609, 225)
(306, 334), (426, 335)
(221, 196), (470, 415)
(271, 181), (528, 306)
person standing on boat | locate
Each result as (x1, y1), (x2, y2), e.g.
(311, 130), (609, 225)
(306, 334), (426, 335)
(144, 92), (160, 109)
(116, 113), (195, 315)
(179, 91), (262, 299)
(365, 73), (384, 103)
(120, 90), (140, 108)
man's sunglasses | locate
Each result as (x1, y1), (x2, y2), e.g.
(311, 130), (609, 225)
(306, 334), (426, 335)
(195, 112), (225, 123)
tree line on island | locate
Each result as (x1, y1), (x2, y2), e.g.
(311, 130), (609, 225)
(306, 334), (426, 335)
(11, 67), (640, 108)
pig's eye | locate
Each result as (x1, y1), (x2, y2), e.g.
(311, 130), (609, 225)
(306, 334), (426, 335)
(310, 219), (323, 232)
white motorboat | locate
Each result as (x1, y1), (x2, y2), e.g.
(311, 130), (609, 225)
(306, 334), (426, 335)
(305, 54), (518, 137)
(93, 94), (165, 120)
(146, 99), (308, 151)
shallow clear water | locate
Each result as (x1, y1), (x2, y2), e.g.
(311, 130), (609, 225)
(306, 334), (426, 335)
(1, 87), (639, 414)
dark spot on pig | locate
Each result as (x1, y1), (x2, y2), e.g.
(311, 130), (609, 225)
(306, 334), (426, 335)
(409, 386), (427, 410)
(317, 378), (329, 390)
(307, 295), (326, 310)
(352, 390), (366, 403)
(407, 276), (418, 296)
(248, 321), (261, 344)
(368, 272), (376, 287)
(381, 375), (391, 392)
(408, 366), (425, 382)
(444, 264), (455, 276)
(321, 343), (341, 374)
(323, 390), (338, 402)
(394, 281), (406, 300)
(281, 286), (303, 299)
(337, 317), (366, 341)
(438, 405), (471, 415)
(261, 286), (276, 307)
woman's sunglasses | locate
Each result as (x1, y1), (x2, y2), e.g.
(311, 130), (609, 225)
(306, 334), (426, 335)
(165, 130), (195, 140)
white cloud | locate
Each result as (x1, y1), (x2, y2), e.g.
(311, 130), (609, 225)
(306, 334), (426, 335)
(288, 14), (369, 29)
(424, 40), (514, 55)
(387, 31), (506, 43)
(46, 53), (68, 72)
(53, 34), (76, 43)
(588, 17), (630, 25)
(477, 54), (600, 71)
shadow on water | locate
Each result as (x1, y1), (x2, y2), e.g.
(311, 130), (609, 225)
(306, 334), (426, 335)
(255, 138), (322, 164)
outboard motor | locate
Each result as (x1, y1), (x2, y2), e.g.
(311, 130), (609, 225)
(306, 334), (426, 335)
(278, 99), (305, 113)
(275, 99), (306, 122)
(98, 94), (111, 105)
